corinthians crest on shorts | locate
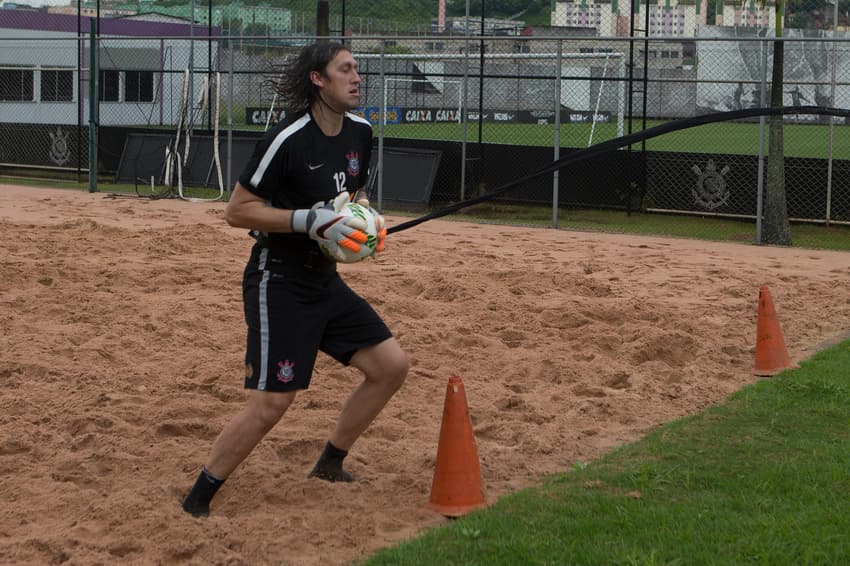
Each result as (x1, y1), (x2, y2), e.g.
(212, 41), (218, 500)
(277, 359), (295, 383)
(346, 151), (360, 177)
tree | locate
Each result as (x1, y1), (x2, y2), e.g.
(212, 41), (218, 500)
(316, 0), (329, 37)
(761, 0), (793, 245)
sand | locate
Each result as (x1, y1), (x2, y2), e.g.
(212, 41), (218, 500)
(1, 184), (849, 565)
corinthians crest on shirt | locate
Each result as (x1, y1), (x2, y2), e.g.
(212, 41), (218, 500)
(346, 151), (360, 177)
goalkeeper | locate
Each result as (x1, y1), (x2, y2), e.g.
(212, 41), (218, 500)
(181, 42), (409, 518)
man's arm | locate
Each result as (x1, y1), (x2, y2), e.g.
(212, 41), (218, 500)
(224, 182), (296, 233)
(224, 182), (368, 259)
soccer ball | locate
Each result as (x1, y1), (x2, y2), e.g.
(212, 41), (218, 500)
(319, 202), (379, 263)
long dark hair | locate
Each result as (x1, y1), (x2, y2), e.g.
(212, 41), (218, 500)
(272, 42), (350, 111)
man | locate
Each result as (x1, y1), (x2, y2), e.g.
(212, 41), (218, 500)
(182, 42), (409, 518)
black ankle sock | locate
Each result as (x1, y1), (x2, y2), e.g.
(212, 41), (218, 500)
(323, 441), (348, 461)
(308, 441), (353, 482)
(182, 467), (225, 517)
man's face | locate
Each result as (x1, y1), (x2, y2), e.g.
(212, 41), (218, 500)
(312, 49), (361, 111)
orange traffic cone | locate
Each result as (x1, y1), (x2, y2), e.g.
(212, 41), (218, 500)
(427, 375), (486, 517)
(754, 285), (795, 376)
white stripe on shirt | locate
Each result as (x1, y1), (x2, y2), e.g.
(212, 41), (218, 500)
(346, 112), (372, 128)
(249, 112), (312, 188)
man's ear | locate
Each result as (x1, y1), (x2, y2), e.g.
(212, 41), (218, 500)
(309, 70), (324, 88)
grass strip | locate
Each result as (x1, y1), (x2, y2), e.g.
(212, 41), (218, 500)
(382, 121), (850, 159)
(449, 204), (850, 251)
(363, 339), (850, 565)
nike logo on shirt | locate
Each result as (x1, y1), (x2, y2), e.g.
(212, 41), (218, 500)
(308, 163), (324, 170)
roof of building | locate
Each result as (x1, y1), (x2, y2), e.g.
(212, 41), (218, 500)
(0, 8), (221, 35)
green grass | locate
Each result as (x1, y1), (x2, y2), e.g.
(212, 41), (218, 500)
(381, 120), (850, 159)
(236, 116), (850, 159)
(362, 339), (850, 565)
(449, 203), (850, 251)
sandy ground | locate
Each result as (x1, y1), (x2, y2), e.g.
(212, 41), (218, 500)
(1, 184), (850, 565)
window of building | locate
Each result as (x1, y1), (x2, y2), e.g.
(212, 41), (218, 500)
(41, 68), (74, 102)
(99, 70), (120, 102)
(0, 66), (35, 101)
(125, 70), (154, 102)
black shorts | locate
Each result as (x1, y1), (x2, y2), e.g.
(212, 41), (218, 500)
(242, 247), (392, 392)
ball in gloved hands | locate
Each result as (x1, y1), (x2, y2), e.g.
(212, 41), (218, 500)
(352, 190), (386, 254)
(318, 199), (380, 263)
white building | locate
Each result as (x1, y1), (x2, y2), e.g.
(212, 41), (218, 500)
(0, 10), (220, 126)
(551, 0), (713, 37)
(718, 0), (776, 28)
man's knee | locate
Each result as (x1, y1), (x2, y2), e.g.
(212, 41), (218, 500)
(375, 347), (409, 392)
(355, 339), (409, 392)
(248, 390), (296, 428)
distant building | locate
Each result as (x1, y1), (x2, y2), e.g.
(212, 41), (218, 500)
(521, 25), (599, 37)
(49, 1), (135, 18)
(551, 0), (779, 36)
(718, 0), (776, 28)
(0, 10), (220, 126)
(127, 2), (294, 35)
(438, 16), (525, 36)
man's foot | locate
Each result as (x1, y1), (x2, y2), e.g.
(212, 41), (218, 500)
(308, 441), (354, 482)
(182, 496), (210, 518)
(308, 465), (354, 483)
(181, 466), (224, 518)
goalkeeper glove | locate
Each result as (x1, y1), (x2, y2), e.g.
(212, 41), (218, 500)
(353, 190), (387, 254)
(291, 192), (368, 261)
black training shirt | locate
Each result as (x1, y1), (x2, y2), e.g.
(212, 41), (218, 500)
(238, 108), (373, 268)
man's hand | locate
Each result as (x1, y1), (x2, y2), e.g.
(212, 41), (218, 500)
(353, 190), (387, 254)
(291, 192), (368, 261)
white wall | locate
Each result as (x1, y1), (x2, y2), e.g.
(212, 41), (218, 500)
(0, 29), (216, 126)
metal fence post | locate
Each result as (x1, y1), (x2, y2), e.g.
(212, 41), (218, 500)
(826, 9), (838, 226)
(226, 42), (233, 201)
(377, 39), (385, 210)
(88, 25), (97, 193)
(460, 7), (471, 202)
(755, 38), (768, 243)
(553, 40), (562, 228)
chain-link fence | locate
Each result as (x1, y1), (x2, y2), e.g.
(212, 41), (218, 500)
(1, 6), (849, 240)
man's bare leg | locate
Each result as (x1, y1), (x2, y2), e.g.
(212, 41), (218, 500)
(183, 390), (296, 516)
(309, 338), (408, 481)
